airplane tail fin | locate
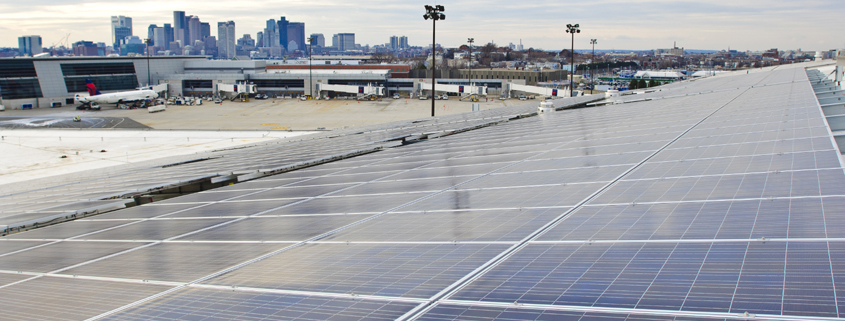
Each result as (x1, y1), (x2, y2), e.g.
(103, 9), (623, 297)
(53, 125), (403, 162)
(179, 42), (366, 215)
(85, 79), (101, 96)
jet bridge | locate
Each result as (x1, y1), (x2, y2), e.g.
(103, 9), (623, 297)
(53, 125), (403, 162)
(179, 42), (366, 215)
(217, 83), (257, 101)
(316, 83), (385, 100)
(506, 83), (569, 98)
(417, 82), (488, 99)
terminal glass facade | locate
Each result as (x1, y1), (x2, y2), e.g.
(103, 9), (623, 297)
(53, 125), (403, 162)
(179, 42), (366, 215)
(64, 75), (138, 93)
(60, 62), (135, 76)
(0, 79), (43, 99)
(0, 60), (42, 99)
(61, 62), (138, 93)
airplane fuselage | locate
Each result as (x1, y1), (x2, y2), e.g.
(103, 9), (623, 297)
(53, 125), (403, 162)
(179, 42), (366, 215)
(75, 90), (158, 105)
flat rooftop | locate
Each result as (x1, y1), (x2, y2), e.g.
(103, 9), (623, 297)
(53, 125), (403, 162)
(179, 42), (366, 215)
(1, 61), (844, 320)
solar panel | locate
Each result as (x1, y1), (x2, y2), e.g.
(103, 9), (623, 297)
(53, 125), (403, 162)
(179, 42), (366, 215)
(1, 63), (843, 320)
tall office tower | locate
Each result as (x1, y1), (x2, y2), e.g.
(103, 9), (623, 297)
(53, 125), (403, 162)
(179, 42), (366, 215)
(286, 22), (305, 51)
(113, 26), (132, 50)
(310, 34), (325, 47)
(263, 19), (276, 48)
(256, 32), (263, 48)
(277, 17), (289, 50)
(173, 11), (187, 46)
(389, 36), (398, 51)
(200, 22), (210, 41)
(217, 21), (236, 59)
(147, 24), (157, 45)
(163, 23), (174, 46)
(333, 33), (354, 51)
(17, 35), (42, 56)
(153, 27), (165, 51)
(399, 36), (408, 49)
(188, 16), (201, 45)
(110, 16), (133, 49)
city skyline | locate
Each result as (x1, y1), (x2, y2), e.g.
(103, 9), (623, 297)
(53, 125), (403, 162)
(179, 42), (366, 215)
(1, 0), (843, 52)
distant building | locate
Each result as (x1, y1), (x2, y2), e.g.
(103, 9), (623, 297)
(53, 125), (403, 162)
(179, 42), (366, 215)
(18, 35), (42, 56)
(188, 16), (202, 45)
(333, 33), (355, 52)
(399, 36), (408, 50)
(72, 41), (103, 56)
(277, 17), (289, 50)
(263, 19), (278, 48)
(113, 26), (132, 51)
(310, 34), (325, 48)
(763, 48), (779, 59)
(120, 36), (145, 55)
(147, 24), (157, 45)
(200, 22), (211, 41)
(390, 36), (399, 51)
(217, 21), (236, 59)
(111, 15), (132, 49)
(173, 11), (187, 46)
(238, 34), (255, 48)
(286, 22), (305, 52)
(163, 24), (174, 47)
(152, 27), (166, 50)
(204, 36), (217, 57)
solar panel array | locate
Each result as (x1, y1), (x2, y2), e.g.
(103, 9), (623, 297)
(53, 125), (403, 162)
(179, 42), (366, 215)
(1, 63), (843, 321)
(0, 94), (599, 232)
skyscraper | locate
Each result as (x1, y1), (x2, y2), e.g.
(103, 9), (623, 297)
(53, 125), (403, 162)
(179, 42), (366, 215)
(188, 16), (201, 45)
(110, 16), (132, 49)
(163, 23), (174, 46)
(333, 33), (354, 51)
(217, 21), (235, 59)
(389, 36), (398, 51)
(263, 19), (277, 48)
(17, 35), (42, 56)
(277, 17), (289, 50)
(286, 22), (305, 52)
(147, 24), (157, 45)
(310, 33), (325, 47)
(113, 26), (132, 51)
(399, 36), (408, 49)
(200, 22), (210, 41)
(152, 27), (165, 51)
(173, 11), (187, 46)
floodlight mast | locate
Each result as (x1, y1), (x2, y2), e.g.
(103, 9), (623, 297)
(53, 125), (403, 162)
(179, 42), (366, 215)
(566, 24), (580, 97)
(590, 39), (597, 94)
(144, 38), (152, 89)
(467, 38), (474, 89)
(308, 36), (315, 99)
(424, 4), (444, 117)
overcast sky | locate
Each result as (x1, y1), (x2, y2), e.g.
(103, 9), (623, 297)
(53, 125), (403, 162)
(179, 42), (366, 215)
(2, 0), (844, 51)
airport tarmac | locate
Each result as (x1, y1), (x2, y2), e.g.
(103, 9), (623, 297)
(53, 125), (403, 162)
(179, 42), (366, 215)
(0, 96), (523, 130)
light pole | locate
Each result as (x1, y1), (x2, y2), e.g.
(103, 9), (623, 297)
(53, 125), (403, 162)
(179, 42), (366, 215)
(144, 38), (152, 88)
(467, 38), (474, 90)
(566, 24), (580, 97)
(590, 39), (597, 94)
(424, 4), (444, 117)
(308, 36), (314, 99)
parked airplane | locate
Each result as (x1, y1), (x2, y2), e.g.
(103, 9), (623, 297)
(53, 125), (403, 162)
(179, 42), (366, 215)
(75, 79), (158, 109)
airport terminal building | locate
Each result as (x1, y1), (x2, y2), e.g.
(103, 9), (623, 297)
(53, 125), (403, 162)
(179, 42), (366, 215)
(0, 56), (522, 108)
